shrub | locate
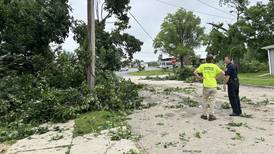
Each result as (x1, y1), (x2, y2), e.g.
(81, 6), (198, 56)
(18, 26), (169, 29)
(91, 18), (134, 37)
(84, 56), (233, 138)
(0, 74), (96, 124)
(174, 66), (195, 81)
(96, 72), (142, 111)
(240, 60), (268, 73)
(0, 73), (141, 142)
(138, 65), (145, 72)
(0, 74), (47, 123)
(0, 51), (142, 142)
(42, 52), (85, 89)
(26, 85), (97, 123)
(185, 76), (196, 83)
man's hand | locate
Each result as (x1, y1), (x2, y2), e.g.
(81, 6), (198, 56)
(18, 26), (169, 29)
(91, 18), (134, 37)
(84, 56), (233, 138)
(223, 84), (227, 91)
(194, 71), (203, 81)
(198, 76), (204, 81)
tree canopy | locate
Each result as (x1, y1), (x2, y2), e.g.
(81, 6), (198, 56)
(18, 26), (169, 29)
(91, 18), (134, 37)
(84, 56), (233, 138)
(154, 9), (205, 67)
(0, 0), (143, 142)
(72, 0), (143, 73)
(207, 0), (274, 63)
(0, 0), (71, 76)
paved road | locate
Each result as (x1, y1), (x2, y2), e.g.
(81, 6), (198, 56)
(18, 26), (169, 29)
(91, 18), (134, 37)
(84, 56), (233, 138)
(116, 67), (160, 77)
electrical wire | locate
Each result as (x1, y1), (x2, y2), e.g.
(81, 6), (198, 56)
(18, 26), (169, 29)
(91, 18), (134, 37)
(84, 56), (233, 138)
(195, 0), (236, 17)
(155, 0), (235, 20)
(128, 11), (155, 41)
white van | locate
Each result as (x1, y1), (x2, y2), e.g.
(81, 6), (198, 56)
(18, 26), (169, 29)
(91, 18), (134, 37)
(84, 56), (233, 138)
(160, 58), (180, 69)
(160, 61), (173, 69)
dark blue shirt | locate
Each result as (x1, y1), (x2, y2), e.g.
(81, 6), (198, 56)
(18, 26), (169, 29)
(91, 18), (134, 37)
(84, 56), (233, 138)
(225, 63), (238, 79)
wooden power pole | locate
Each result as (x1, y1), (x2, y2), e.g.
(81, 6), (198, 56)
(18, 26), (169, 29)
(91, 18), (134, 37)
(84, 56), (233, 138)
(87, 0), (96, 89)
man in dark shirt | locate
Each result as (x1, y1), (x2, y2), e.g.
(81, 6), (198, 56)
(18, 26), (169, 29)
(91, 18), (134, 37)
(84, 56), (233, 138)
(224, 56), (242, 116)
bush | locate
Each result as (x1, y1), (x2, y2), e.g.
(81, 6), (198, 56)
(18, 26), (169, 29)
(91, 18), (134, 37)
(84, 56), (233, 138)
(185, 76), (196, 83)
(0, 52), (142, 142)
(96, 72), (142, 111)
(0, 74), (96, 124)
(174, 66), (195, 81)
(27, 85), (97, 123)
(0, 72), (142, 138)
(42, 52), (85, 89)
(240, 60), (268, 73)
(0, 73), (141, 142)
(138, 65), (145, 72)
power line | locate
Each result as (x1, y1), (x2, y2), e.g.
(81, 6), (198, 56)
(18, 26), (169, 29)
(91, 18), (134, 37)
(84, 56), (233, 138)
(128, 11), (154, 41)
(195, 0), (236, 17)
(155, 0), (234, 20)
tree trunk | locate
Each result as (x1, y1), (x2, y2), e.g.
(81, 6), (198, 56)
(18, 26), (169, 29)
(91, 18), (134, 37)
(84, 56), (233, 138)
(233, 57), (240, 73)
(180, 56), (184, 68)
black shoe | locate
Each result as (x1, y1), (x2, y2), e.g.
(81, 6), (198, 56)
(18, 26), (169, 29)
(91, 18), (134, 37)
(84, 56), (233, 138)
(200, 115), (207, 120)
(208, 114), (217, 121)
(229, 113), (240, 116)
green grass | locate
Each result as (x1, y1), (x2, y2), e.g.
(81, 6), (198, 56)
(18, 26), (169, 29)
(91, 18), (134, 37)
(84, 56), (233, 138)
(238, 72), (274, 87)
(128, 69), (173, 76)
(3, 140), (16, 145)
(73, 111), (126, 137)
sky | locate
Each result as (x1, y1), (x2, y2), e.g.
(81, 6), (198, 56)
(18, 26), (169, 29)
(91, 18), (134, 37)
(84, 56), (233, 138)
(63, 0), (267, 62)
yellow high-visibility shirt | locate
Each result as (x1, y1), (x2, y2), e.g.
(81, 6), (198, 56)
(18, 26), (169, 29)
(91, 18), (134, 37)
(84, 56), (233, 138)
(196, 63), (222, 88)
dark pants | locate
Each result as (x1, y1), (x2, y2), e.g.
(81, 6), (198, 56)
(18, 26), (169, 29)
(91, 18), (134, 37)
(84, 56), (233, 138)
(228, 79), (242, 115)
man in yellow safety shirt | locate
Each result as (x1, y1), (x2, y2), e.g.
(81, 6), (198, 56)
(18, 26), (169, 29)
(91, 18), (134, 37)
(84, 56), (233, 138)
(194, 54), (225, 121)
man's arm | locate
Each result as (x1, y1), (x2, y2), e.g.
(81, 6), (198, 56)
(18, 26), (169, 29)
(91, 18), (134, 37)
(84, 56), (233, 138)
(194, 70), (203, 81)
(216, 71), (225, 80)
(224, 75), (230, 84)
(223, 64), (233, 91)
(224, 64), (233, 85)
(223, 75), (230, 91)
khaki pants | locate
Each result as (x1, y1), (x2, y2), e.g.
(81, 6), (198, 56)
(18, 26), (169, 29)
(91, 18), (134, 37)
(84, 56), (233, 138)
(202, 87), (217, 115)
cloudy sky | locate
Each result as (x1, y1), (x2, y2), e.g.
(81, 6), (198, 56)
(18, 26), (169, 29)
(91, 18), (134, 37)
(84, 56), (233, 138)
(63, 0), (267, 62)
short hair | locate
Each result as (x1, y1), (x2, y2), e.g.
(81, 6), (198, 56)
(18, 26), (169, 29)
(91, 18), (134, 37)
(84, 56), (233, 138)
(206, 54), (214, 63)
(225, 56), (232, 61)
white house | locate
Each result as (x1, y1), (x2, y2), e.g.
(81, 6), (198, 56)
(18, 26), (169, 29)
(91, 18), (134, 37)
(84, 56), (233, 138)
(262, 45), (274, 75)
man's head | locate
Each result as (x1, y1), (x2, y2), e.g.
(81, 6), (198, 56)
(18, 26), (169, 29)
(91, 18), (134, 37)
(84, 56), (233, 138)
(224, 56), (232, 64)
(206, 54), (214, 63)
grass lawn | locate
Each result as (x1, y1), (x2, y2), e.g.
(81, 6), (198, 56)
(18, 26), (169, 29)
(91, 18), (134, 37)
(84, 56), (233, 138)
(73, 111), (126, 137)
(128, 69), (173, 76)
(128, 69), (274, 87)
(238, 72), (274, 87)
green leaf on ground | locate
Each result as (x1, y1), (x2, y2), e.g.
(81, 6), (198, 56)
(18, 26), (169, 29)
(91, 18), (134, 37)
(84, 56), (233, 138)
(73, 111), (126, 137)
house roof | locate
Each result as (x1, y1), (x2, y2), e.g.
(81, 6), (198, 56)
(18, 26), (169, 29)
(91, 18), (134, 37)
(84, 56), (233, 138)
(262, 45), (274, 50)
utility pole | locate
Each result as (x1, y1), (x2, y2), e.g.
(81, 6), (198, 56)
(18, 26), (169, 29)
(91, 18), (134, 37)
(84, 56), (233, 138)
(87, 0), (96, 89)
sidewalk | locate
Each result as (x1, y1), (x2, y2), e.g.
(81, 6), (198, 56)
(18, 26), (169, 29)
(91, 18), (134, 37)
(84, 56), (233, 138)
(6, 121), (138, 154)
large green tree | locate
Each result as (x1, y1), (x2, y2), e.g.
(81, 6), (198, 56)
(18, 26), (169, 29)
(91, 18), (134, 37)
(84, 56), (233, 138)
(0, 0), (71, 76)
(209, 0), (274, 64)
(153, 9), (205, 67)
(239, 0), (274, 61)
(206, 0), (249, 66)
(205, 26), (228, 61)
(206, 22), (247, 63)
